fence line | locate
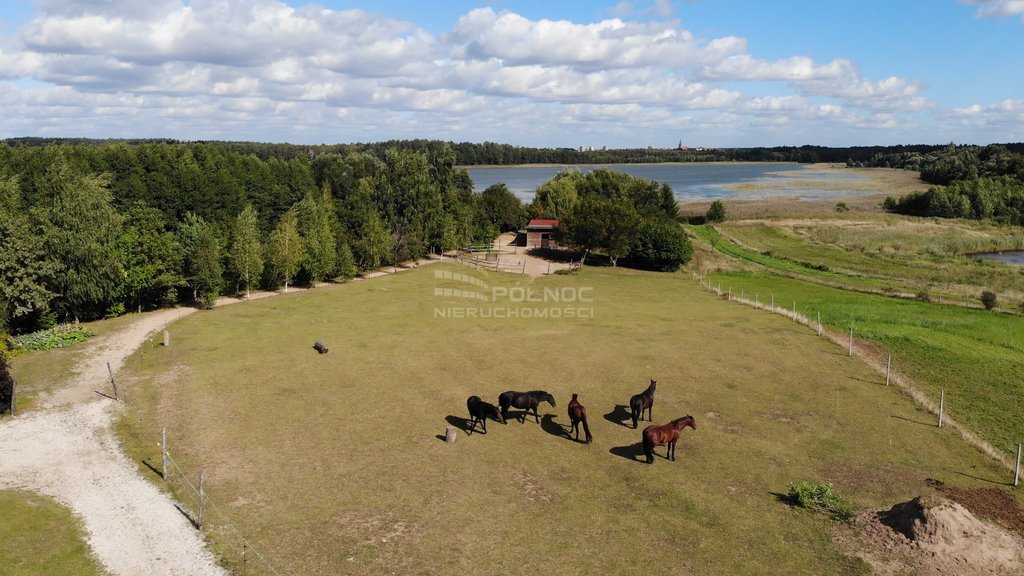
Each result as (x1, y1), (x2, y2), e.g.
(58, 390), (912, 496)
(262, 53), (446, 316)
(692, 273), (1016, 474)
(162, 446), (287, 576)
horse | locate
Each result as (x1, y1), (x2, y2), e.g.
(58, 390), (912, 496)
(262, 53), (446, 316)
(567, 393), (593, 443)
(498, 390), (556, 424)
(466, 395), (505, 435)
(642, 416), (696, 464)
(630, 379), (657, 429)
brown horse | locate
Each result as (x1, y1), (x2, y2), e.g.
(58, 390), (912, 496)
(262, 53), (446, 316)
(467, 395), (505, 435)
(630, 379), (657, 429)
(567, 393), (593, 443)
(642, 416), (695, 464)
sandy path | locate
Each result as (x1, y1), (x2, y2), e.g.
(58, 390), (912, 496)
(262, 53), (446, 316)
(0, 266), (436, 575)
(0, 306), (226, 576)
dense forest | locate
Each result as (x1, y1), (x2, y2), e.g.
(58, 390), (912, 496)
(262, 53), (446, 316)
(3, 138), (1022, 336)
(875, 143), (1024, 225)
(0, 141), (499, 334)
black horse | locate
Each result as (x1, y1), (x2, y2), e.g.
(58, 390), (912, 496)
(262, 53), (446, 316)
(498, 390), (556, 424)
(467, 395), (505, 435)
(630, 379), (657, 429)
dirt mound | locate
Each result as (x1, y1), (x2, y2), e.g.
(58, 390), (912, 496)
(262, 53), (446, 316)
(840, 496), (1024, 576)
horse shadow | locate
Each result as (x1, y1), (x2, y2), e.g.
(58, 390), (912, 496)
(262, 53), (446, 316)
(609, 443), (646, 463)
(541, 414), (573, 441)
(603, 404), (633, 428)
(445, 415), (475, 435)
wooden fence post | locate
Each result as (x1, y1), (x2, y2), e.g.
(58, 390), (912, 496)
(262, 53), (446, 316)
(198, 468), (206, 530)
(107, 362), (119, 401)
(9, 377), (15, 417)
(162, 427), (168, 480)
(848, 328), (853, 356)
(885, 354), (892, 386)
(792, 301), (796, 317)
(771, 294), (775, 309)
(1015, 443), (1021, 487)
(938, 391), (945, 428)
(817, 312), (822, 336)
(163, 330), (170, 347)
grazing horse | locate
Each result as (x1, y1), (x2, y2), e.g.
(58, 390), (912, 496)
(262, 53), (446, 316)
(630, 379), (657, 429)
(498, 390), (556, 424)
(466, 395), (504, 435)
(642, 416), (696, 464)
(567, 393), (593, 443)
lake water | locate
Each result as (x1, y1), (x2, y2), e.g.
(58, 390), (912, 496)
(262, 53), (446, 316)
(971, 250), (1024, 265)
(466, 163), (867, 203)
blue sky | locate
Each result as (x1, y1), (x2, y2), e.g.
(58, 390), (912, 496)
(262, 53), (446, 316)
(0, 0), (1021, 148)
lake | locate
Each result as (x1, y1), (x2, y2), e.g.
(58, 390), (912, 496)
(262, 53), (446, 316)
(971, 250), (1024, 265)
(466, 163), (868, 204)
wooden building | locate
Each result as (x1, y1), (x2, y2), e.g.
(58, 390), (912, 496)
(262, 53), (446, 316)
(524, 219), (559, 249)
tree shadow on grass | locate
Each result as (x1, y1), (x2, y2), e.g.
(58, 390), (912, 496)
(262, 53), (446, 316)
(609, 443), (647, 463)
(541, 414), (574, 441)
(604, 404), (632, 428)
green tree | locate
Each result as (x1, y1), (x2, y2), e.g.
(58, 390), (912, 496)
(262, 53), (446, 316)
(178, 213), (223, 309)
(32, 156), (124, 321)
(336, 240), (357, 281)
(118, 202), (184, 313)
(478, 184), (527, 232)
(532, 171), (580, 219)
(0, 176), (53, 333)
(296, 191), (336, 286)
(562, 195), (641, 266)
(629, 220), (693, 271)
(706, 200), (726, 223)
(229, 205), (264, 298)
(266, 210), (304, 292)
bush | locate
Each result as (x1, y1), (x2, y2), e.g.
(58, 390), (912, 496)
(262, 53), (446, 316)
(915, 290), (932, 303)
(786, 482), (855, 522)
(835, 201), (849, 213)
(705, 200), (726, 223)
(11, 324), (95, 351)
(980, 290), (998, 310)
(628, 220), (693, 271)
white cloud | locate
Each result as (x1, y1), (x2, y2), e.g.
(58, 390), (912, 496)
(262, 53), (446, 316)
(962, 0), (1024, 19)
(447, 8), (743, 69)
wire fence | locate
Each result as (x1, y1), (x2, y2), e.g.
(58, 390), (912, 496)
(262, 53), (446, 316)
(161, 438), (288, 576)
(692, 273), (1018, 478)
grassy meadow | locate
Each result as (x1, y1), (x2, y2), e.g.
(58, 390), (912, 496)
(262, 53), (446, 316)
(116, 263), (1016, 575)
(0, 490), (107, 576)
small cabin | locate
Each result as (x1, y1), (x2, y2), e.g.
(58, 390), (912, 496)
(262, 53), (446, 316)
(524, 219), (559, 249)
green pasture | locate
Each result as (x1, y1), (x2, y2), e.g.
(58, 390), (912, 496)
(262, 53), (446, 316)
(0, 490), (107, 576)
(117, 264), (1016, 575)
(700, 219), (1024, 308)
(702, 271), (1024, 459)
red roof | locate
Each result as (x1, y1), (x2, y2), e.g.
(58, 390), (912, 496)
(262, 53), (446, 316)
(527, 219), (559, 228)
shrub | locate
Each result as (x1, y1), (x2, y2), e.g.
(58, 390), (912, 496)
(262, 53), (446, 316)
(915, 290), (932, 303)
(11, 324), (95, 351)
(980, 290), (998, 310)
(628, 220), (693, 271)
(834, 201), (849, 213)
(705, 200), (726, 223)
(882, 196), (898, 211)
(786, 482), (855, 522)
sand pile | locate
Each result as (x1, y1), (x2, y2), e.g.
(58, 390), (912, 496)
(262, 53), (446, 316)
(842, 496), (1024, 576)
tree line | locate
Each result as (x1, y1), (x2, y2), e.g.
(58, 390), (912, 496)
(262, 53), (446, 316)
(0, 141), (499, 334)
(873, 144), (1024, 225)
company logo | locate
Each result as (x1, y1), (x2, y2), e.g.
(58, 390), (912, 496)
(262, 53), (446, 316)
(432, 269), (594, 319)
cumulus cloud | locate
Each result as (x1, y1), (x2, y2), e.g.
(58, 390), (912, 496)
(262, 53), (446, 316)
(0, 0), (961, 145)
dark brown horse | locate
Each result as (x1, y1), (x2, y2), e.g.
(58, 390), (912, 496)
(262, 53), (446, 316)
(567, 393), (593, 443)
(467, 395), (505, 435)
(630, 379), (657, 429)
(498, 390), (556, 424)
(642, 415), (695, 464)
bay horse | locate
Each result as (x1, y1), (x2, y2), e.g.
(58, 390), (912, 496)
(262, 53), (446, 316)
(642, 416), (696, 464)
(567, 393), (593, 443)
(630, 379), (657, 429)
(498, 390), (556, 424)
(466, 395), (505, 435)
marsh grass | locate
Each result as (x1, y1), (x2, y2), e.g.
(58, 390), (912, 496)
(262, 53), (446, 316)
(0, 490), (108, 576)
(116, 264), (1013, 575)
